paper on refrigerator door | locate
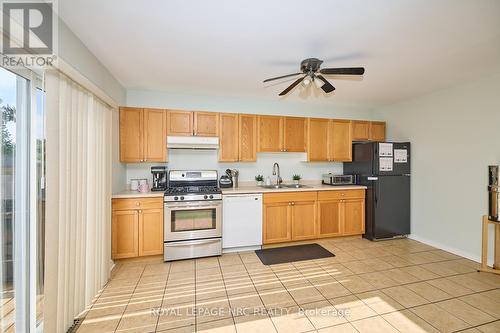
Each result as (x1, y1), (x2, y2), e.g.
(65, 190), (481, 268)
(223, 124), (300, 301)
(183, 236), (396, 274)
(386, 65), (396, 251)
(379, 143), (393, 156)
(379, 157), (393, 171)
(394, 149), (408, 163)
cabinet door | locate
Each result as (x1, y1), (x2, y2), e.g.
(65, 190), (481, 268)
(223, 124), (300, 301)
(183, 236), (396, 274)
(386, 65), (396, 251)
(219, 113), (239, 162)
(112, 210), (139, 259)
(120, 107), (143, 162)
(343, 199), (365, 235)
(258, 115), (283, 152)
(194, 111), (219, 136)
(283, 117), (306, 152)
(352, 120), (370, 141)
(329, 120), (352, 162)
(167, 110), (193, 136)
(369, 121), (386, 142)
(307, 118), (329, 161)
(263, 202), (290, 244)
(139, 208), (164, 256)
(239, 114), (257, 162)
(317, 200), (343, 237)
(144, 108), (167, 162)
(291, 200), (317, 241)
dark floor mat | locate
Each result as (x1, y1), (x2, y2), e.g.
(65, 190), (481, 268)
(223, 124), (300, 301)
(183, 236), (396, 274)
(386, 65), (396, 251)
(255, 243), (335, 265)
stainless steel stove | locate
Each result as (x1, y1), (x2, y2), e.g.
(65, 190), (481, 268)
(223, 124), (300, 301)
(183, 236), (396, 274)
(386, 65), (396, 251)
(163, 170), (222, 261)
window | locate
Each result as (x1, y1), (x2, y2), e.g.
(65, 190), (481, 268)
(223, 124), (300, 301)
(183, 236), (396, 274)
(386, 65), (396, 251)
(0, 65), (45, 332)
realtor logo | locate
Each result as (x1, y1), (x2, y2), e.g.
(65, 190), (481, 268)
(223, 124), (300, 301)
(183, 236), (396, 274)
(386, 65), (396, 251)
(1, 0), (57, 67)
(2, 1), (53, 54)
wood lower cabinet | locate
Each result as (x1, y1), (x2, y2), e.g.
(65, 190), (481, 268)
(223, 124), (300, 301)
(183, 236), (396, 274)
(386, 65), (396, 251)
(112, 198), (163, 259)
(219, 113), (257, 162)
(139, 208), (164, 256)
(263, 202), (290, 244)
(263, 192), (318, 244)
(317, 200), (343, 237)
(318, 190), (365, 238)
(112, 210), (139, 259)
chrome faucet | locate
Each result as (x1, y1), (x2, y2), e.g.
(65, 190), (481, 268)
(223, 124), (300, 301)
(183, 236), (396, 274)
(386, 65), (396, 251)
(272, 163), (281, 186)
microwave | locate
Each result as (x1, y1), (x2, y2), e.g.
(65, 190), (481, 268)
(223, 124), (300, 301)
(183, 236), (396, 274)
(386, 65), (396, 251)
(322, 174), (356, 186)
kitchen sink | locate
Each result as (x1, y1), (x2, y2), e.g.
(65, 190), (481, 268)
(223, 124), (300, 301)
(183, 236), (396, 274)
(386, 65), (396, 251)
(260, 184), (310, 189)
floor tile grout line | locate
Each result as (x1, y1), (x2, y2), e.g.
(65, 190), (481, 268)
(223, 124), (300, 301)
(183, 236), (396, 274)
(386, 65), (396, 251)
(154, 262), (172, 332)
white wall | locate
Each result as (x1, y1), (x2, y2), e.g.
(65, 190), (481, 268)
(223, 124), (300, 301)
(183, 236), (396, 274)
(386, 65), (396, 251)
(374, 72), (500, 262)
(111, 109), (127, 192)
(120, 89), (376, 189)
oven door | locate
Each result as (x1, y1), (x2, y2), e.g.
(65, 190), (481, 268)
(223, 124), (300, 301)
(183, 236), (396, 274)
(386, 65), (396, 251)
(164, 200), (222, 242)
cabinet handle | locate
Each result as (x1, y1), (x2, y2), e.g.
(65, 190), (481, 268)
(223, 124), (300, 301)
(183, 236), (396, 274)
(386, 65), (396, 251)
(288, 202), (291, 206)
(136, 202), (140, 206)
(341, 193), (345, 196)
(139, 210), (142, 213)
(291, 202), (295, 205)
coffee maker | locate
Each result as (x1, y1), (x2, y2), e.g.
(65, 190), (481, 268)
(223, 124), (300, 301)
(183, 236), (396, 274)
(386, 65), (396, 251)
(151, 166), (167, 191)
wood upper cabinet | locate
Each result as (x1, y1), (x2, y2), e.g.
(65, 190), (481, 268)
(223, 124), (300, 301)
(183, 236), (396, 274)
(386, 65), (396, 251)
(329, 120), (352, 162)
(167, 110), (218, 136)
(139, 208), (164, 256)
(120, 107), (143, 162)
(120, 107), (167, 163)
(263, 192), (318, 244)
(369, 121), (386, 142)
(352, 120), (370, 141)
(219, 113), (257, 162)
(167, 110), (193, 136)
(112, 210), (139, 259)
(258, 115), (283, 152)
(307, 118), (330, 161)
(144, 108), (168, 162)
(283, 117), (306, 152)
(194, 111), (219, 136)
(219, 113), (239, 162)
(239, 114), (257, 162)
(112, 198), (163, 259)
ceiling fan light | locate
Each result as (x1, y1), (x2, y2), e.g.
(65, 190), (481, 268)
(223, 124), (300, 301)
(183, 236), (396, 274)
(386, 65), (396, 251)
(314, 77), (325, 89)
(302, 76), (312, 87)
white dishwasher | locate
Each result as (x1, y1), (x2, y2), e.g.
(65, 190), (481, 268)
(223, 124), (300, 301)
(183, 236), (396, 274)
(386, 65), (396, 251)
(222, 194), (262, 250)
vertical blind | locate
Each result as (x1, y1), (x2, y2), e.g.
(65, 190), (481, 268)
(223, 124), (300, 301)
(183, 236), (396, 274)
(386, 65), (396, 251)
(44, 70), (112, 333)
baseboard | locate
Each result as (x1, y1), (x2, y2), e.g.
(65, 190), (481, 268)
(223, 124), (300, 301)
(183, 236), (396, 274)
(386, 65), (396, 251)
(408, 234), (481, 263)
(223, 245), (261, 253)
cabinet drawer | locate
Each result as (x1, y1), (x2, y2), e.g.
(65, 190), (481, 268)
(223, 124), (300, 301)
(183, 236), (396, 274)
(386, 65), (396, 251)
(264, 191), (317, 204)
(318, 190), (365, 200)
(112, 197), (163, 211)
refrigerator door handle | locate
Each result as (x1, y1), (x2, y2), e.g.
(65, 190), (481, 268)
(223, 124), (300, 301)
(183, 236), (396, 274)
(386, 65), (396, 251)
(375, 179), (380, 207)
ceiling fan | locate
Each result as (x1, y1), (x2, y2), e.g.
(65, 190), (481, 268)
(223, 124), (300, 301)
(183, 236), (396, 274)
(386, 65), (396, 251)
(263, 58), (365, 96)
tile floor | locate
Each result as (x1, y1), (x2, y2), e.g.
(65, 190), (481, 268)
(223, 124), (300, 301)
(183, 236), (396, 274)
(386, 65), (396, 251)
(76, 238), (500, 333)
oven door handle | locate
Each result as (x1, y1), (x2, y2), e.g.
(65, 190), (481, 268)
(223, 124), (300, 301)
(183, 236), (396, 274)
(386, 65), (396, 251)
(166, 239), (221, 247)
(165, 202), (221, 209)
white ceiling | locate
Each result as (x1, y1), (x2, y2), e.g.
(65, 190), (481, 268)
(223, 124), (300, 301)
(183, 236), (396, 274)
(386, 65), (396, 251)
(59, 0), (500, 106)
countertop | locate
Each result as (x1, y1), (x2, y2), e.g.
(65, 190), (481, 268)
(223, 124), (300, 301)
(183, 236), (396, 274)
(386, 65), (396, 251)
(112, 184), (366, 198)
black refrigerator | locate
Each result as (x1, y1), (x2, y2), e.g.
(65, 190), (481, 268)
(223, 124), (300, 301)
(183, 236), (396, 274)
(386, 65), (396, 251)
(344, 142), (410, 240)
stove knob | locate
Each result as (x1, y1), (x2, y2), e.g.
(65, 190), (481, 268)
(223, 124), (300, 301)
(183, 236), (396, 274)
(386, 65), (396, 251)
(204, 195), (208, 199)
(180, 196), (184, 200)
(174, 196), (179, 201)
(209, 195), (214, 199)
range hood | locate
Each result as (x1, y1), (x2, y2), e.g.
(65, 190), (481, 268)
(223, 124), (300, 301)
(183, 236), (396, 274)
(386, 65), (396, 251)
(167, 136), (219, 150)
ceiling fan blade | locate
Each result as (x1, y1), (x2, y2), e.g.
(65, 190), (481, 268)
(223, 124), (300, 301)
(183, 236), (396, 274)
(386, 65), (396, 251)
(278, 76), (306, 96)
(319, 67), (365, 75)
(316, 75), (335, 93)
(263, 73), (303, 83)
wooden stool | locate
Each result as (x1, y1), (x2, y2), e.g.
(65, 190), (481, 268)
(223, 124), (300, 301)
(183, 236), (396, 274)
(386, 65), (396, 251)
(479, 215), (500, 275)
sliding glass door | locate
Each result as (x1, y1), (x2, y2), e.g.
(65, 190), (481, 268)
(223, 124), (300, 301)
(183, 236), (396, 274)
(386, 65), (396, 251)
(0, 65), (45, 332)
